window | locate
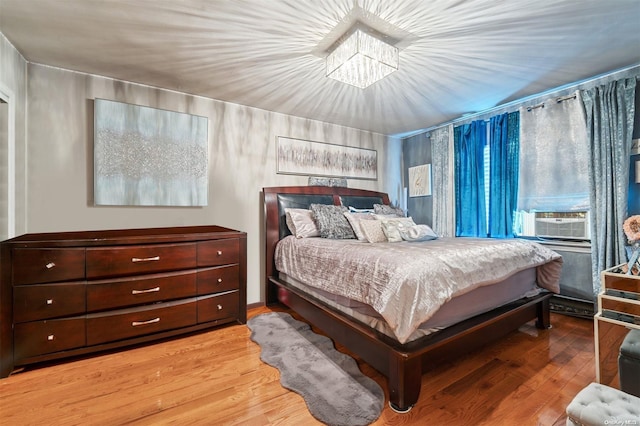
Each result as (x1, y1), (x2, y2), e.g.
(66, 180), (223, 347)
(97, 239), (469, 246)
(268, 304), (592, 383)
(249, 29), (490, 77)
(516, 95), (589, 238)
(454, 112), (519, 238)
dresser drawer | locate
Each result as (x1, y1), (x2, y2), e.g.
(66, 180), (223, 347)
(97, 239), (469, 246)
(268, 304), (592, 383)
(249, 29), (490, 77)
(600, 294), (640, 322)
(86, 270), (197, 312)
(197, 291), (239, 323)
(86, 243), (197, 279)
(197, 239), (239, 267)
(12, 248), (85, 285)
(86, 298), (197, 346)
(603, 268), (640, 294)
(601, 295), (640, 316)
(197, 265), (239, 295)
(13, 282), (86, 323)
(14, 317), (86, 359)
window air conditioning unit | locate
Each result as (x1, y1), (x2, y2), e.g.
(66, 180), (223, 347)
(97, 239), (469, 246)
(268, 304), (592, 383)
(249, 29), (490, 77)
(534, 211), (590, 240)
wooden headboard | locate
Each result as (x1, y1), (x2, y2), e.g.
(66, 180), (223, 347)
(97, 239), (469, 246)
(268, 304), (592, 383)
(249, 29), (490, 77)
(262, 185), (390, 304)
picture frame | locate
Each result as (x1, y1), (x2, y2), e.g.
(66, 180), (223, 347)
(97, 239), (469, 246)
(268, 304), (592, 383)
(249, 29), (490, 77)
(94, 99), (208, 206)
(408, 164), (432, 197)
(276, 136), (377, 180)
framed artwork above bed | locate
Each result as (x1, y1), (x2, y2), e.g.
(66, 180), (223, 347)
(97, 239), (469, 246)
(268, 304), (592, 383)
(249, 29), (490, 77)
(276, 136), (377, 180)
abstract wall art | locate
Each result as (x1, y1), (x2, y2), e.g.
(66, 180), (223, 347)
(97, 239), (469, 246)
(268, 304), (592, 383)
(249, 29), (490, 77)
(277, 136), (377, 180)
(94, 99), (208, 206)
(408, 164), (431, 197)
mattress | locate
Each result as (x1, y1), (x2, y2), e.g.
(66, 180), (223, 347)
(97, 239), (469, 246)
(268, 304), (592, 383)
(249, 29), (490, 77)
(279, 268), (541, 343)
(275, 236), (562, 343)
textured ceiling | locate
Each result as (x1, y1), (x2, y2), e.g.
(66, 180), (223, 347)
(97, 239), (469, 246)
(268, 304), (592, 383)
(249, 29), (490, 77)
(1, 0), (639, 136)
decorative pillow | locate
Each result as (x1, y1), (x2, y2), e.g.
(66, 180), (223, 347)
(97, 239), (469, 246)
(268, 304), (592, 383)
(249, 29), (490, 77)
(308, 176), (347, 187)
(374, 204), (405, 217)
(379, 217), (417, 242)
(344, 212), (375, 241)
(310, 204), (356, 239)
(373, 213), (401, 220)
(285, 208), (320, 238)
(399, 224), (438, 242)
(359, 219), (387, 243)
(348, 206), (374, 213)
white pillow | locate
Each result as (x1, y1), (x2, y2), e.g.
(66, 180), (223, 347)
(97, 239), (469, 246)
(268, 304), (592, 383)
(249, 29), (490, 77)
(359, 219), (387, 243)
(344, 212), (375, 241)
(285, 208), (320, 238)
(399, 224), (438, 242)
(378, 216), (417, 242)
(348, 206), (374, 213)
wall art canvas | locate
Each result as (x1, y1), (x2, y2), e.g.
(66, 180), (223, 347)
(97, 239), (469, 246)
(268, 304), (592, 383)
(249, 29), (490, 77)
(277, 136), (377, 180)
(94, 99), (208, 206)
(408, 164), (431, 197)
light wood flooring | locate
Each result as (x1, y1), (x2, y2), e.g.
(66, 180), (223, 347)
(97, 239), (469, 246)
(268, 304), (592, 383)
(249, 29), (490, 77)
(0, 305), (595, 425)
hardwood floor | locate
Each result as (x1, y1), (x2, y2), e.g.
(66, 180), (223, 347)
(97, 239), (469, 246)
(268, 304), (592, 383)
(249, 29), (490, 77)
(0, 305), (595, 425)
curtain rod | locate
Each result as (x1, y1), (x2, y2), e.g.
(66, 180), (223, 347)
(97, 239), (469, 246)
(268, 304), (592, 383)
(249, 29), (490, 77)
(408, 63), (640, 137)
(526, 104), (544, 112)
(526, 93), (577, 112)
(557, 94), (577, 103)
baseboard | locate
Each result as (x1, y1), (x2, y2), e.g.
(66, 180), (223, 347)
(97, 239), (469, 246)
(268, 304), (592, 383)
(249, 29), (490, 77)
(247, 301), (264, 311)
(550, 295), (595, 319)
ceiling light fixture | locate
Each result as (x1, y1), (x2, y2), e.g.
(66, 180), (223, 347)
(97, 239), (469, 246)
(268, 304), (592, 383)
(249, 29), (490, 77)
(325, 26), (398, 89)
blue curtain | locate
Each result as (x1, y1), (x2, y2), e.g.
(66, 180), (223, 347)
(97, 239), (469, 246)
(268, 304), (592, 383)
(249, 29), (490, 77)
(582, 77), (637, 296)
(454, 120), (487, 237)
(488, 112), (520, 238)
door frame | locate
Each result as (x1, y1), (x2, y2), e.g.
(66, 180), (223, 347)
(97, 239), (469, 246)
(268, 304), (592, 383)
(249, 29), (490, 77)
(0, 83), (16, 239)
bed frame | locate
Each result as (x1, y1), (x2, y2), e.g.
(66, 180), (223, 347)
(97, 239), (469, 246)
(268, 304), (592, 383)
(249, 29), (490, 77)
(263, 185), (552, 412)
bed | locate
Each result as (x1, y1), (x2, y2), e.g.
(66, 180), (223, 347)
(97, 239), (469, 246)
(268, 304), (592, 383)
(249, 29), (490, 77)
(263, 185), (562, 412)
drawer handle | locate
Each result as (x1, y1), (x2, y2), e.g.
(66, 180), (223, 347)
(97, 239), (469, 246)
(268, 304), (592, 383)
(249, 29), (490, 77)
(217, 250), (223, 256)
(217, 278), (223, 283)
(47, 334), (55, 341)
(217, 304), (223, 311)
(131, 256), (160, 263)
(132, 287), (160, 295)
(46, 299), (54, 305)
(132, 318), (160, 327)
(45, 262), (56, 269)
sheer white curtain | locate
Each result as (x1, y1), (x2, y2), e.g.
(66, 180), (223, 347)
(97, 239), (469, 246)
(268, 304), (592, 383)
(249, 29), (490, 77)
(518, 91), (589, 212)
(431, 124), (455, 236)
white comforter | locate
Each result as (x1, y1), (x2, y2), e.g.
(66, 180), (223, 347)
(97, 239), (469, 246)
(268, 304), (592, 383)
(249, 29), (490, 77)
(275, 237), (562, 343)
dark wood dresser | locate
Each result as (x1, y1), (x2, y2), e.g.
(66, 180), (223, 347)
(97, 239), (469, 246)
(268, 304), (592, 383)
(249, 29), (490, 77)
(0, 225), (247, 378)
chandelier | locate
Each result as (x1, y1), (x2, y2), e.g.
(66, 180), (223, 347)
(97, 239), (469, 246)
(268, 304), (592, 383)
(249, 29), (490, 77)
(325, 27), (399, 89)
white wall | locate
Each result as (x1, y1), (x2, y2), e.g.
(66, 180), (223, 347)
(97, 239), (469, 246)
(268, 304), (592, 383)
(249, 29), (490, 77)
(25, 63), (402, 304)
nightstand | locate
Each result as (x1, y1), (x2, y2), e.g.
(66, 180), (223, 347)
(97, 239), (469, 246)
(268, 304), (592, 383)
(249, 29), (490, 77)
(594, 265), (640, 388)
